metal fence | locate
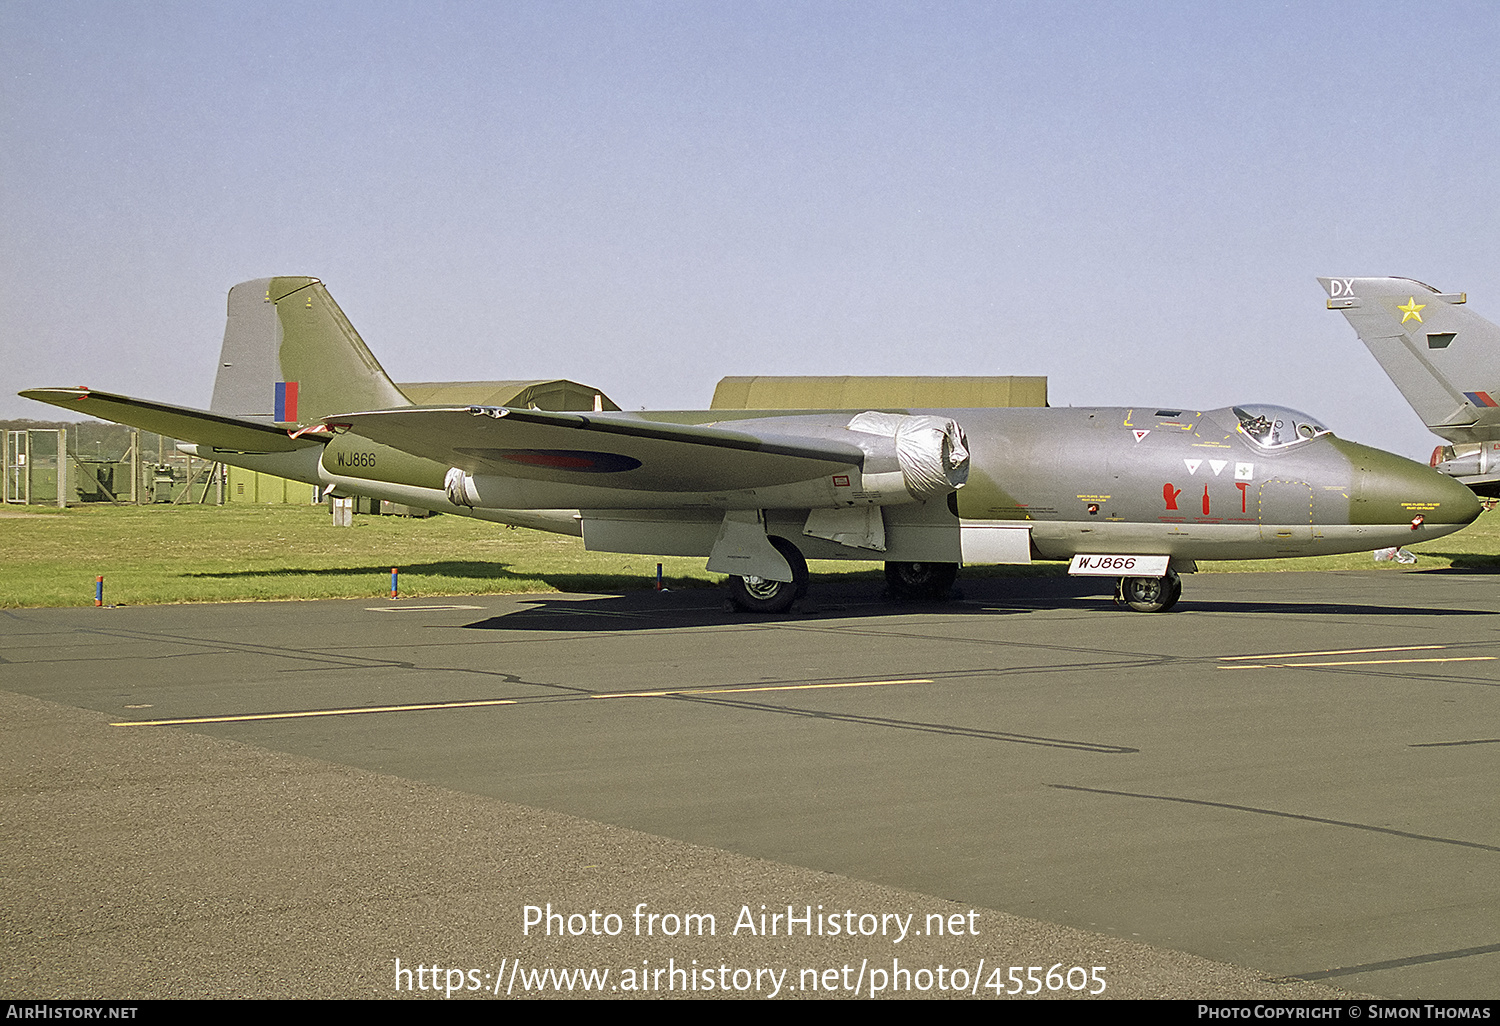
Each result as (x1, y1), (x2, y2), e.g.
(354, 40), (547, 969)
(3, 427), (225, 506)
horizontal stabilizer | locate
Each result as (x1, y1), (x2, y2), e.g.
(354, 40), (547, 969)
(19, 387), (321, 453)
(329, 406), (866, 491)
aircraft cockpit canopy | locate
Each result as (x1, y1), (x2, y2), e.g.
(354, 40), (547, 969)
(1231, 405), (1330, 449)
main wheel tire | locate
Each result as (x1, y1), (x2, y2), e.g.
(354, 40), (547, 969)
(726, 536), (808, 613)
(1118, 569), (1182, 612)
(772, 535), (810, 599)
(884, 561), (960, 600)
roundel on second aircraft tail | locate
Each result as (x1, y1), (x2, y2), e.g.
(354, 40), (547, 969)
(456, 448), (644, 473)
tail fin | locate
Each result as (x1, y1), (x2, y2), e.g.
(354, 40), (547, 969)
(1318, 276), (1500, 444)
(209, 277), (409, 426)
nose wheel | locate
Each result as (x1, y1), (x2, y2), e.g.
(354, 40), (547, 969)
(1116, 569), (1182, 612)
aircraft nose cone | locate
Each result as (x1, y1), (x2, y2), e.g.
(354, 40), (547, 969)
(1425, 469), (1485, 526)
(1343, 441), (1482, 531)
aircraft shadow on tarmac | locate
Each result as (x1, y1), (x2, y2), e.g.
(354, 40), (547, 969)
(458, 575), (1491, 632)
(455, 577), (1093, 631)
(184, 560), (731, 594)
(1419, 555), (1500, 570)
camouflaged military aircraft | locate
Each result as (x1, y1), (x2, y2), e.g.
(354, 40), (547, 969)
(1321, 275), (1500, 497)
(22, 276), (1482, 613)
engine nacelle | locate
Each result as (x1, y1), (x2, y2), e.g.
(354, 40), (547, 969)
(846, 411), (970, 501)
(1433, 441), (1499, 478)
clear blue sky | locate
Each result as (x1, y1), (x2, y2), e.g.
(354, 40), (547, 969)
(5, 1), (1499, 459)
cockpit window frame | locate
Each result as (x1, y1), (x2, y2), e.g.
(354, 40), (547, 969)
(1230, 404), (1331, 451)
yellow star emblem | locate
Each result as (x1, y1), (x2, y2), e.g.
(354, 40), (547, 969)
(1398, 297), (1426, 323)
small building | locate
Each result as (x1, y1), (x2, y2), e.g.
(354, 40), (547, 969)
(225, 465), (320, 504)
(710, 376), (1048, 410)
(398, 379), (620, 411)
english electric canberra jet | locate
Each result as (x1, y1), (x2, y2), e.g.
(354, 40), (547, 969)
(22, 277), (1481, 612)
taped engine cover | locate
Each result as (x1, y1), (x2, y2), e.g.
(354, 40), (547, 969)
(847, 411), (970, 501)
(445, 466), (480, 507)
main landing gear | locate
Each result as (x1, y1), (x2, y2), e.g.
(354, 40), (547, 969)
(884, 561), (959, 600)
(725, 536), (808, 613)
(1116, 568), (1182, 613)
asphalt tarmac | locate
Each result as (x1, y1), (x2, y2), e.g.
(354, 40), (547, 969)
(2, 569), (1496, 1000)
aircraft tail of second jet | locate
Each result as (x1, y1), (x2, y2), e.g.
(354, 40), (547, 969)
(209, 277), (410, 427)
(1319, 276), (1500, 444)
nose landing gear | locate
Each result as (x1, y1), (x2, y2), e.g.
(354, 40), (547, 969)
(1116, 568), (1182, 612)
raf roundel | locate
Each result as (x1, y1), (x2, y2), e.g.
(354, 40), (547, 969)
(493, 449), (644, 474)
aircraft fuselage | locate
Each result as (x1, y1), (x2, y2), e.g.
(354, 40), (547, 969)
(205, 401), (1479, 568)
(29, 274), (1482, 615)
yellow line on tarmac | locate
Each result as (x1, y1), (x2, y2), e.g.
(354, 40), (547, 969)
(1220, 645), (1446, 661)
(593, 679), (934, 700)
(1220, 657), (1495, 671)
(111, 678), (936, 726)
(111, 697), (518, 727)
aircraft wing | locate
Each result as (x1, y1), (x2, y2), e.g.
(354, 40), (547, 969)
(19, 387), (321, 453)
(330, 406), (867, 491)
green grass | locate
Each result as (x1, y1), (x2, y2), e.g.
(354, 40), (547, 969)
(0, 505), (732, 607)
(0, 503), (1495, 608)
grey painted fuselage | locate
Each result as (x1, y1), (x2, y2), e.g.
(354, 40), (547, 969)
(24, 274), (1481, 592)
(285, 401), (1476, 566)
